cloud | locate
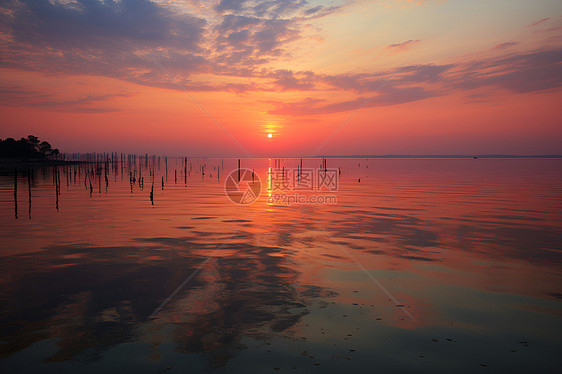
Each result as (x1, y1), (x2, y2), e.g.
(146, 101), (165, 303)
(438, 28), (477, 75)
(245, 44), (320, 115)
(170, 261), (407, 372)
(0, 0), (344, 93)
(0, 0), (212, 89)
(215, 0), (247, 13)
(385, 39), (420, 54)
(266, 47), (562, 116)
(321, 64), (453, 93)
(1, 0), (559, 116)
(0, 85), (133, 113)
(214, 0), (309, 17)
(528, 17), (550, 27)
(268, 85), (438, 115)
(4, 0), (206, 50)
(533, 25), (562, 34)
(267, 69), (315, 90)
(450, 48), (562, 93)
(493, 41), (519, 50)
(211, 1), (339, 67)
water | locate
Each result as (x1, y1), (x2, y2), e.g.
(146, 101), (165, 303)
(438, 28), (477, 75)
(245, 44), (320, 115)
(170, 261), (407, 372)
(1, 158), (561, 373)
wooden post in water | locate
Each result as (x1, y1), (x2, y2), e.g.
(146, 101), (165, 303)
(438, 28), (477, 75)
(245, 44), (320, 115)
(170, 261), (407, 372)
(105, 166), (109, 191)
(14, 169), (18, 219)
(238, 159), (241, 182)
(55, 167), (60, 212)
(28, 169), (32, 219)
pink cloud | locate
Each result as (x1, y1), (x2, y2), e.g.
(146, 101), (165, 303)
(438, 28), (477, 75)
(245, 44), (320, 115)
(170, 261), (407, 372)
(493, 41), (519, 50)
(385, 39), (421, 54)
(528, 18), (550, 27)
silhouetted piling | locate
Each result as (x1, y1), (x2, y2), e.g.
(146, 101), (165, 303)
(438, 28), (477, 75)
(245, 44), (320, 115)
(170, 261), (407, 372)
(150, 184), (154, 206)
(55, 167), (60, 212)
(238, 159), (241, 181)
(162, 176), (164, 190)
(28, 169), (31, 219)
(14, 169), (18, 219)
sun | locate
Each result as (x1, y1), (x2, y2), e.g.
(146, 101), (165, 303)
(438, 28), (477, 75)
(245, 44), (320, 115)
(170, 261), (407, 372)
(267, 133), (273, 138)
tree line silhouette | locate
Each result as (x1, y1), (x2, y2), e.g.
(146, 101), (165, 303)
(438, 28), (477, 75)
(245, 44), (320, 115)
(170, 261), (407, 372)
(0, 135), (60, 159)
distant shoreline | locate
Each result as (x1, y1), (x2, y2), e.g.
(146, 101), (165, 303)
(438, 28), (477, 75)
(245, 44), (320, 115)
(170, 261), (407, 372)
(315, 155), (562, 159)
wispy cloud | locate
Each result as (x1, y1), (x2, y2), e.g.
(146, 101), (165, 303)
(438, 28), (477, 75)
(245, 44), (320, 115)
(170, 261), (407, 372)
(528, 17), (550, 27)
(265, 47), (562, 116)
(386, 39), (420, 54)
(0, 86), (133, 113)
(493, 41), (519, 50)
(449, 48), (562, 94)
(268, 85), (437, 116)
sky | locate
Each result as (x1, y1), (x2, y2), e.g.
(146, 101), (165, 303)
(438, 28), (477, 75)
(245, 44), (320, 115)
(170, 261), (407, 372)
(0, 0), (561, 157)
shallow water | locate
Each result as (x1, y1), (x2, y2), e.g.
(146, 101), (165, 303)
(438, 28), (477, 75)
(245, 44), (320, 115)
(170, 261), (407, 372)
(1, 158), (561, 373)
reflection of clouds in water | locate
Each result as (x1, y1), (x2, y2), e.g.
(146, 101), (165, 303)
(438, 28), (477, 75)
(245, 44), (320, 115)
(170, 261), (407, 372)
(0, 234), (336, 367)
(323, 209), (440, 262)
(322, 207), (562, 266)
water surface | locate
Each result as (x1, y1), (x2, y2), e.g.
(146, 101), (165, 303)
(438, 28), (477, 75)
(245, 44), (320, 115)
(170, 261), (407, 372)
(1, 158), (561, 373)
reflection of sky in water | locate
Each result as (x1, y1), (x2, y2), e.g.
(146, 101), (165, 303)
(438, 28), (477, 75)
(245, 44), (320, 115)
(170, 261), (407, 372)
(0, 158), (561, 372)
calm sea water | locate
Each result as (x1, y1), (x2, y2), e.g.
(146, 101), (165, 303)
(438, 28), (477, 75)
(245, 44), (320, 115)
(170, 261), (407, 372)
(0, 158), (561, 373)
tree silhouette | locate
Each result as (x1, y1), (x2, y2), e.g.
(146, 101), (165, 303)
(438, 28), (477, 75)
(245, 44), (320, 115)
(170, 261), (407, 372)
(0, 135), (60, 159)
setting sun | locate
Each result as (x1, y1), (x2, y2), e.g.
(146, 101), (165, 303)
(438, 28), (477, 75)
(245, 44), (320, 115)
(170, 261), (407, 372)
(267, 133), (272, 138)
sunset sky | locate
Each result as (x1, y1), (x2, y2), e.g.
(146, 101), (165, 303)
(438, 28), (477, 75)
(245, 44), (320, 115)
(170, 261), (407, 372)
(1, 0), (561, 157)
